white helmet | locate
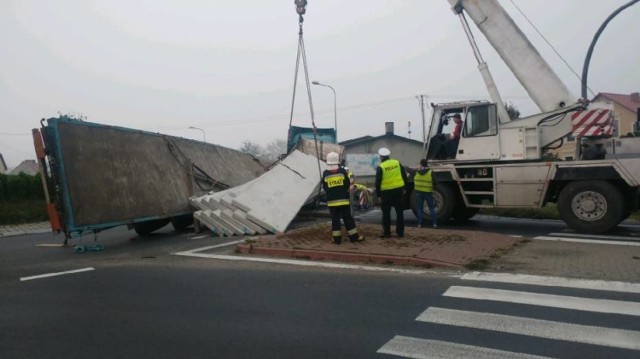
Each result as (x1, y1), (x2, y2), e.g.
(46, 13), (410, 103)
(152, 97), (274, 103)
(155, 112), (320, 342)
(326, 152), (340, 165)
(378, 147), (391, 156)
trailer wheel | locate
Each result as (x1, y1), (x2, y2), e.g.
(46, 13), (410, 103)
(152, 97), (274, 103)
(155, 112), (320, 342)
(410, 185), (454, 223)
(557, 180), (624, 234)
(171, 214), (194, 230)
(134, 218), (171, 236)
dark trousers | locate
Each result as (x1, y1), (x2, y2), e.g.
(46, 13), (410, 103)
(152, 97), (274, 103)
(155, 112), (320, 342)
(381, 188), (404, 236)
(329, 205), (358, 243)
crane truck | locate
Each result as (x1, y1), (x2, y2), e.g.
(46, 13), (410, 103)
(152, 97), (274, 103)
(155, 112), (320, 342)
(415, 0), (640, 234)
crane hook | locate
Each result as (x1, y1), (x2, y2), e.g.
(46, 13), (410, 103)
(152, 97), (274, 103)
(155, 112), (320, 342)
(295, 0), (307, 23)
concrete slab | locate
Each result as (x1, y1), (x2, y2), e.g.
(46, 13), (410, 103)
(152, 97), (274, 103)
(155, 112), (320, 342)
(231, 151), (325, 234)
(221, 209), (256, 235)
(232, 210), (267, 235)
(193, 211), (222, 236)
(202, 211), (233, 237)
(211, 210), (245, 236)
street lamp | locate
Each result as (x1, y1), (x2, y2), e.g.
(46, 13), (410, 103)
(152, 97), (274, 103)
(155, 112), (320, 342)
(312, 81), (337, 142)
(188, 126), (206, 143)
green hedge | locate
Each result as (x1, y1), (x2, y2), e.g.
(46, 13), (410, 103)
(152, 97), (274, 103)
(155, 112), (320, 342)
(0, 173), (47, 224)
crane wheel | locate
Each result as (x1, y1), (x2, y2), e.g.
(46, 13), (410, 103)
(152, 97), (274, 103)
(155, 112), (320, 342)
(557, 180), (624, 234)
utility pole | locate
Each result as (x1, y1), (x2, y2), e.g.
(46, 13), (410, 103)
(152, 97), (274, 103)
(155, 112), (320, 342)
(416, 95), (428, 142)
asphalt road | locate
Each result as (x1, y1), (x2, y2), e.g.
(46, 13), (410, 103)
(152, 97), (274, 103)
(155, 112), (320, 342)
(1, 217), (639, 358)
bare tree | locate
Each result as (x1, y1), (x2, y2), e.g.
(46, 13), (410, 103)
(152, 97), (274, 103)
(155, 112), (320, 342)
(263, 138), (287, 162)
(239, 140), (263, 158)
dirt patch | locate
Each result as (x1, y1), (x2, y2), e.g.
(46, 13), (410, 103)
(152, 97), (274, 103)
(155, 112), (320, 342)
(237, 223), (523, 269)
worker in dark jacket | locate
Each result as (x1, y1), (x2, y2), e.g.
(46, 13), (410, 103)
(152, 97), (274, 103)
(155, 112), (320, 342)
(322, 152), (364, 244)
(375, 147), (408, 238)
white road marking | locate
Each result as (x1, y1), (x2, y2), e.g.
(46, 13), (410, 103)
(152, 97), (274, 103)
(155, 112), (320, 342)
(462, 272), (640, 293)
(20, 267), (95, 282)
(377, 335), (551, 359)
(534, 235), (640, 246)
(417, 307), (640, 350)
(174, 250), (449, 275)
(444, 286), (640, 316)
(189, 234), (212, 240)
(549, 232), (640, 242)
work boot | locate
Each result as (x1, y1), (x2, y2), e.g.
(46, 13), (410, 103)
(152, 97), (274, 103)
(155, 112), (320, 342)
(380, 233), (391, 239)
(331, 238), (342, 245)
(350, 235), (365, 243)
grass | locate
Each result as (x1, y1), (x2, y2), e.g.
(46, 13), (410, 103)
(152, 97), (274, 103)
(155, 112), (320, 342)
(0, 199), (48, 225)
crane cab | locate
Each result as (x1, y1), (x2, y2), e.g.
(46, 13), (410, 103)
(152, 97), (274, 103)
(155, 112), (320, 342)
(426, 101), (500, 162)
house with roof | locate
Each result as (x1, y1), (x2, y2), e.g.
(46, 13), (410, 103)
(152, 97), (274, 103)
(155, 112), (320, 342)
(551, 92), (639, 160)
(340, 122), (424, 185)
(8, 160), (39, 176)
(0, 153), (7, 174)
(593, 92), (640, 137)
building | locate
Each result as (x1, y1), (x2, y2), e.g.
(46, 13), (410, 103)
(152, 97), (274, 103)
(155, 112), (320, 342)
(340, 122), (424, 185)
(0, 153), (7, 174)
(551, 92), (639, 160)
(594, 92), (640, 137)
(8, 160), (39, 176)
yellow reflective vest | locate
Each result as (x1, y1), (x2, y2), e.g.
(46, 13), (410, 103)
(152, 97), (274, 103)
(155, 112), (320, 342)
(414, 169), (433, 192)
(379, 159), (405, 191)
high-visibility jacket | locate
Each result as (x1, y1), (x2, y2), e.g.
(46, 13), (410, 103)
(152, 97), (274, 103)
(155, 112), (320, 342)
(379, 159), (405, 191)
(414, 169), (433, 192)
(322, 168), (350, 207)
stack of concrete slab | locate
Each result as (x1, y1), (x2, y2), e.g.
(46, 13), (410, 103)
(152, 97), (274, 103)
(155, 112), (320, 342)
(190, 150), (326, 236)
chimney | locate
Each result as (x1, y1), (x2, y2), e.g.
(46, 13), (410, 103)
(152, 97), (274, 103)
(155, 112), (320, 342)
(631, 92), (640, 103)
(385, 122), (394, 135)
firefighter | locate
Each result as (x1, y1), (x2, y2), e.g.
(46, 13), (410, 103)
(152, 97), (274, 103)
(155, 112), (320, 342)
(322, 152), (365, 244)
(375, 147), (408, 238)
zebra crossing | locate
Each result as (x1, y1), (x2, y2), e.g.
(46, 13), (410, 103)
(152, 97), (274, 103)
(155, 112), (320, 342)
(377, 272), (640, 358)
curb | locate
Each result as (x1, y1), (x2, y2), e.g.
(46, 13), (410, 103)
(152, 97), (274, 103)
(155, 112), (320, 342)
(0, 228), (51, 238)
(236, 244), (463, 269)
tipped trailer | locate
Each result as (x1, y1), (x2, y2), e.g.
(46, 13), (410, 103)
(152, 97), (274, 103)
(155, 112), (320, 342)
(33, 117), (267, 240)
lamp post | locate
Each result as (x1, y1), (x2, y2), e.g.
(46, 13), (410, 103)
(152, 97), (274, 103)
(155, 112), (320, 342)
(312, 81), (337, 142)
(188, 126), (206, 143)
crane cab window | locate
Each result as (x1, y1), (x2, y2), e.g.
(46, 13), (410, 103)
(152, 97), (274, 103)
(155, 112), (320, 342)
(465, 104), (498, 137)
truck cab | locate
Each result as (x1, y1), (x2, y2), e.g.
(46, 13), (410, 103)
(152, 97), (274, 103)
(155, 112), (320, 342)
(427, 101), (500, 162)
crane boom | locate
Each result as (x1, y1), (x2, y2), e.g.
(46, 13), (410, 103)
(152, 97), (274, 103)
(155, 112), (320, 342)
(449, 0), (575, 112)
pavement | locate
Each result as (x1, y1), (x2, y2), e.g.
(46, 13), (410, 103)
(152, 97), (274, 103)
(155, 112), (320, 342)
(0, 222), (51, 238)
(3, 217), (640, 282)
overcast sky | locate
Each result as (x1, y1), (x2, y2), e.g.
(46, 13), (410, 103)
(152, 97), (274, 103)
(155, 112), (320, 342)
(1, 0), (638, 168)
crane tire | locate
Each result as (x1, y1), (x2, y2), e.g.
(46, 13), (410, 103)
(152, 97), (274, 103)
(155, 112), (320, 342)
(410, 184), (456, 223)
(557, 180), (624, 234)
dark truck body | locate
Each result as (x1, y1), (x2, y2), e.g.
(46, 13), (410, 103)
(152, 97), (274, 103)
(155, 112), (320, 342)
(33, 117), (267, 238)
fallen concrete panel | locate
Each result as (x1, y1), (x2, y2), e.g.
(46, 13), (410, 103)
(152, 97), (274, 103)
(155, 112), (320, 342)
(221, 210), (256, 235)
(191, 150), (325, 236)
(231, 151), (325, 234)
(193, 211), (222, 236)
(232, 210), (267, 235)
(202, 211), (234, 237)
(210, 210), (244, 236)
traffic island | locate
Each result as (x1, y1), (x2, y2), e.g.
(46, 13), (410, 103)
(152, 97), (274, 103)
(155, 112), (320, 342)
(236, 223), (524, 269)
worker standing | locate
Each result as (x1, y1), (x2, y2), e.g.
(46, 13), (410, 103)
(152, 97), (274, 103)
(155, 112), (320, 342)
(322, 152), (365, 244)
(414, 159), (437, 228)
(375, 147), (408, 238)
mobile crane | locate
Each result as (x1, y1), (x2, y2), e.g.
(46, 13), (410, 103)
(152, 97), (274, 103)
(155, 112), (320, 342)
(417, 0), (640, 233)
